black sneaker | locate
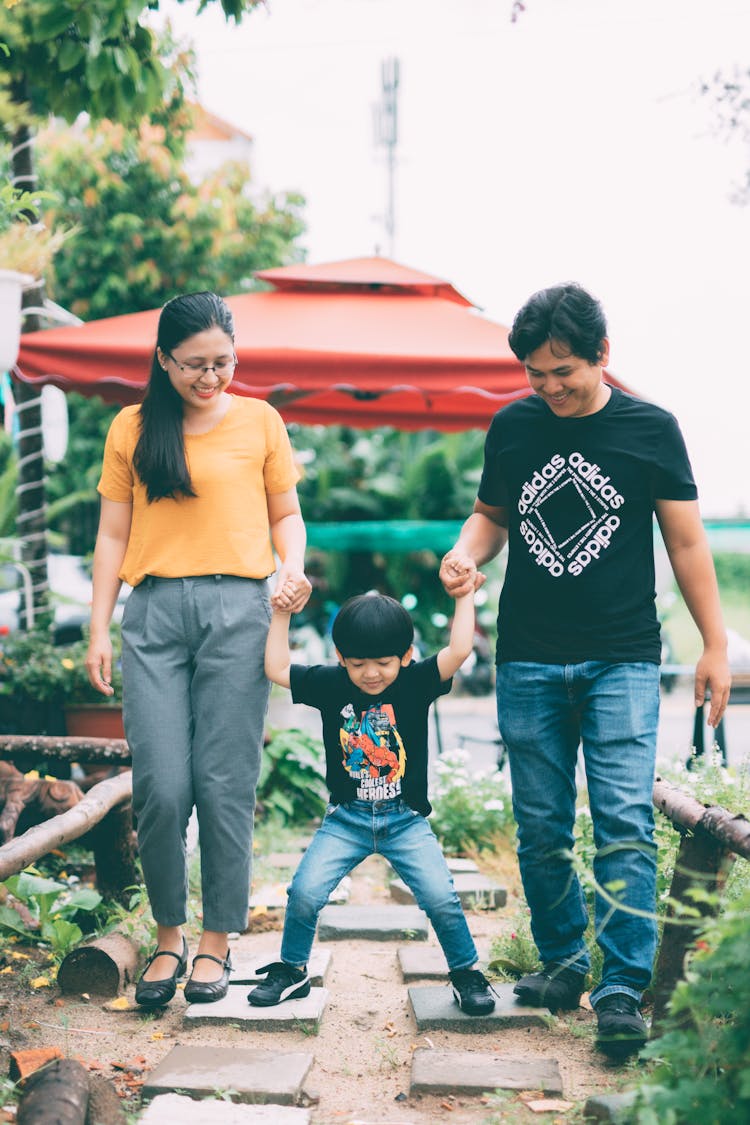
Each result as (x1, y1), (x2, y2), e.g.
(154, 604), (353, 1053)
(247, 961), (310, 1007)
(513, 962), (586, 1012)
(449, 968), (496, 1016)
(595, 993), (648, 1060)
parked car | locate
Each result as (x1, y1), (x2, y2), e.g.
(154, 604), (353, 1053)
(0, 552), (130, 644)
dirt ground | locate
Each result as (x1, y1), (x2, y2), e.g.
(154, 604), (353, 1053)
(0, 845), (640, 1125)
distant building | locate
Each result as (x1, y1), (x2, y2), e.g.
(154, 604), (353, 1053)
(185, 103), (254, 182)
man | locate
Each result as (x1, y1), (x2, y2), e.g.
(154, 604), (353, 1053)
(440, 283), (730, 1060)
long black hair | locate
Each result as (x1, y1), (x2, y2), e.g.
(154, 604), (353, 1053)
(133, 292), (234, 502)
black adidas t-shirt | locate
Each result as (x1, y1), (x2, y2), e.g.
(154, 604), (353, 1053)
(290, 656), (451, 815)
(478, 388), (697, 664)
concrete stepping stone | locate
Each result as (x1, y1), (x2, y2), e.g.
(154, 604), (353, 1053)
(582, 1091), (638, 1122)
(185, 986), (328, 1033)
(230, 948), (331, 986)
(139, 1093), (311, 1123)
(390, 873), (506, 909)
(409, 1047), (563, 1096)
(249, 883), (288, 910)
(397, 945), (489, 982)
(318, 904), (428, 942)
(327, 875), (352, 904)
(249, 877), (350, 910)
(408, 983), (550, 1032)
(142, 1045), (312, 1104)
(265, 852), (305, 868)
(446, 857), (480, 873)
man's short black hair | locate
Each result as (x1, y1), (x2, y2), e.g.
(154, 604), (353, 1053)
(508, 283), (608, 365)
(331, 593), (414, 659)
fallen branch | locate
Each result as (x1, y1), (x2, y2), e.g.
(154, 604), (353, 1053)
(0, 734), (131, 765)
(0, 771), (133, 881)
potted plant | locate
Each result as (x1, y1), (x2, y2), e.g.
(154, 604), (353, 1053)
(0, 627), (124, 738)
(0, 183), (66, 370)
(58, 630), (124, 739)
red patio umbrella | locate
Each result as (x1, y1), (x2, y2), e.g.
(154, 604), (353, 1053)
(14, 257), (634, 430)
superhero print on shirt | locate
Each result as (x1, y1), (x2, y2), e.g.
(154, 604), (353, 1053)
(339, 701), (407, 800)
(517, 450), (625, 579)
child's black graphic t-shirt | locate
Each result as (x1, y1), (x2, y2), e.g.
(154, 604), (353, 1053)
(290, 656), (451, 815)
(478, 387), (697, 664)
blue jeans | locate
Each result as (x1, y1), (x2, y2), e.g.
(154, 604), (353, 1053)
(496, 661), (660, 1007)
(280, 798), (478, 971)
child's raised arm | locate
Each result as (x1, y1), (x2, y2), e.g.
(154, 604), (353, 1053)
(436, 591), (475, 682)
(265, 609), (293, 688)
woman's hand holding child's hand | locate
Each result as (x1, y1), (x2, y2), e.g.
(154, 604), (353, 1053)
(271, 570), (312, 613)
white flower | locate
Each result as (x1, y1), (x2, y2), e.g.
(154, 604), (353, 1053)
(483, 799), (505, 812)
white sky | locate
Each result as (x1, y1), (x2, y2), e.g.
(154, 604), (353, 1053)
(161, 0), (750, 517)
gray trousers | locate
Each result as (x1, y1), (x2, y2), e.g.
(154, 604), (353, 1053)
(121, 575), (271, 932)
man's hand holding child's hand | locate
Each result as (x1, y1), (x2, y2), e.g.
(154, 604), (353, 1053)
(439, 551), (486, 598)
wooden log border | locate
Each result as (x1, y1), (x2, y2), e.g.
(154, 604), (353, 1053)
(0, 771), (133, 887)
(0, 734), (131, 765)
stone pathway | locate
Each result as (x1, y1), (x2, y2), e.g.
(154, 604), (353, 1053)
(134, 854), (579, 1123)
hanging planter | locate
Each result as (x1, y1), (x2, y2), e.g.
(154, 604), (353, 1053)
(0, 268), (33, 371)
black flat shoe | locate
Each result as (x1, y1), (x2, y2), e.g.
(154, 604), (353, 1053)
(135, 935), (188, 1009)
(183, 951), (232, 1004)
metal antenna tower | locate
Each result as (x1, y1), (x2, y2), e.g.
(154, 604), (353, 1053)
(372, 57), (400, 257)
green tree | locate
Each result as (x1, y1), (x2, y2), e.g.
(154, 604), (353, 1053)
(0, 0), (264, 626)
(39, 115), (305, 320)
(34, 106), (304, 550)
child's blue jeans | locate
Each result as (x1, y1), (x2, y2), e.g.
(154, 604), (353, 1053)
(280, 798), (478, 971)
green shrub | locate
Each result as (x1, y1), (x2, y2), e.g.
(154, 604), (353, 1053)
(429, 748), (514, 854)
(488, 907), (540, 979)
(0, 870), (102, 960)
(629, 888), (750, 1124)
(257, 727), (328, 826)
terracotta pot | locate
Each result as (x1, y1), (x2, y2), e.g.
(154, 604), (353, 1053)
(64, 705), (125, 739)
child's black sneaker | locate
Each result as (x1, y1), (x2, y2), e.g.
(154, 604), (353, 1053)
(513, 962), (586, 1012)
(594, 993), (648, 1060)
(449, 968), (496, 1016)
(247, 961), (310, 1007)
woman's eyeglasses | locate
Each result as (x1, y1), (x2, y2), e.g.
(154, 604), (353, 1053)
(165, 352), (238, 376)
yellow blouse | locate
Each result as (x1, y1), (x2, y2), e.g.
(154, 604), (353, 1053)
(98, 396), (300, 587)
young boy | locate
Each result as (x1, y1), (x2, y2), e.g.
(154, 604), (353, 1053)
(248, 584), (495, 1016)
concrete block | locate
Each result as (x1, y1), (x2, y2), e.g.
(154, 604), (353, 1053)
(249, 877), (350, 910)
(390, 873), (506, 909)
(249, 883), (288, 910)
(139, 1093), (311, 1124)
(142, 1045), (312, 1104)
(397, 946), (489, 982)
(230, 948), (331, 987)
(327, 875), (352, 904)
(318, 905), (428, 942)
(408, 983), (550, 1032)
(410, 1047), (562, 1095)
(445, 857), (480, 873)
(582, 1091), (639, 1122)
(265, 853), (305, 868)
(185, 986), (328, 1034)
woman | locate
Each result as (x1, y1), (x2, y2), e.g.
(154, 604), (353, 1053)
(86, 292), (311, 1008)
